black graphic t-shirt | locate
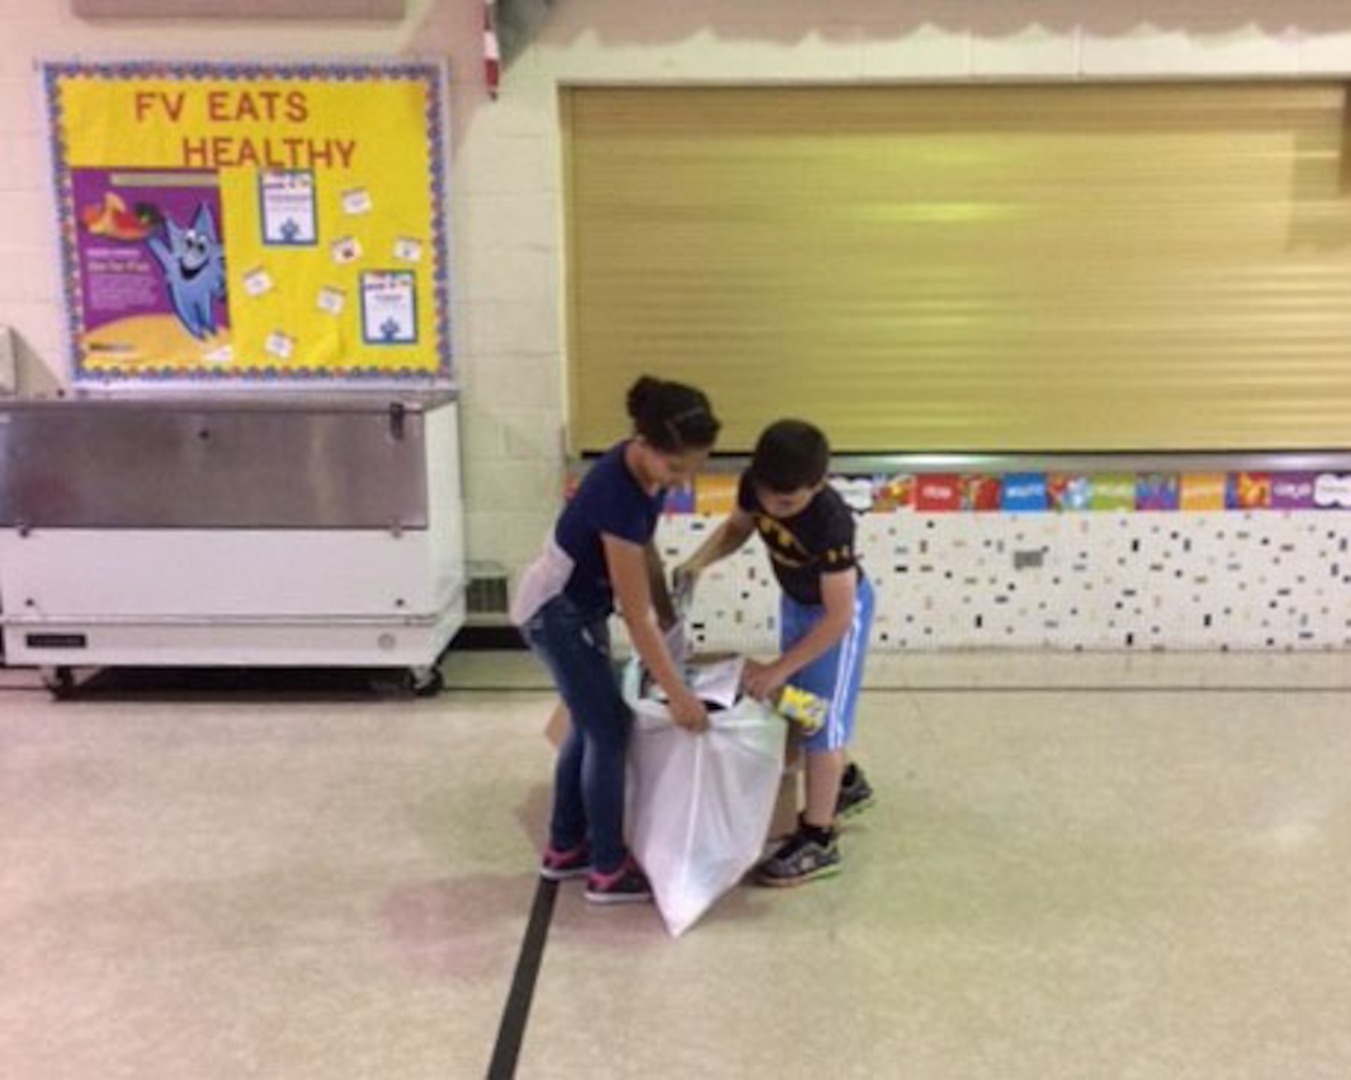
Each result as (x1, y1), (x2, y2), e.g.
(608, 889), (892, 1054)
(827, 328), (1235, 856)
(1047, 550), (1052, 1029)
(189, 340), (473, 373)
(736, 471), (861, 606)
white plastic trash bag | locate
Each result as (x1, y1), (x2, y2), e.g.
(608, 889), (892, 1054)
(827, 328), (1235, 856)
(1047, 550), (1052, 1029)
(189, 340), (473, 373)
(622, 658), (786, 937)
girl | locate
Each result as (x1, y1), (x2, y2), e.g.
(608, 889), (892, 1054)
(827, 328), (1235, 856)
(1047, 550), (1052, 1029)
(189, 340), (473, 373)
(512, 376), (720, 904)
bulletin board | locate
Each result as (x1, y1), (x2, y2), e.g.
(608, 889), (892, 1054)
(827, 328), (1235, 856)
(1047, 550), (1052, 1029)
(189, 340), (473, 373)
(43, 61), (452, 384)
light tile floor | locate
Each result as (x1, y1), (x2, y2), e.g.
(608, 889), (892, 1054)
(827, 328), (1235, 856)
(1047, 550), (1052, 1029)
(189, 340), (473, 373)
(4, 652), (1351, 1078)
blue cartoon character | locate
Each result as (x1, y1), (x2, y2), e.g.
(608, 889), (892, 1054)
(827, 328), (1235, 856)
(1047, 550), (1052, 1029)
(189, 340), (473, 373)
(148, 204), (226, 340)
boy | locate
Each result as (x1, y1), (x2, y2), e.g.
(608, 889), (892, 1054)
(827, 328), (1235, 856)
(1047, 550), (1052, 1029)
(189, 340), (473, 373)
(675, 419), (874, 886)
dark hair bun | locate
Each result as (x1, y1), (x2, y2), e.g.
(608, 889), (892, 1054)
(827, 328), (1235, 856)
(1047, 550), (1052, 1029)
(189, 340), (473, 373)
(626, 376), (662, 423)
(624, 375), (720, 453)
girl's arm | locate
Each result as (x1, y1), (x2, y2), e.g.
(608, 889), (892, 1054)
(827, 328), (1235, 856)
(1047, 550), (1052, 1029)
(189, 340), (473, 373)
(645, 541), (677, 630)
(604, 533), (709, 733)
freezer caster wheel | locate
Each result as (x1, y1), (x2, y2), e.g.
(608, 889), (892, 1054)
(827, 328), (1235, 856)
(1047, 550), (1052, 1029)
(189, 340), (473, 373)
(370, 666), (444, 698)
(409, 666), (444, 698)
(42, 666), (76, 700)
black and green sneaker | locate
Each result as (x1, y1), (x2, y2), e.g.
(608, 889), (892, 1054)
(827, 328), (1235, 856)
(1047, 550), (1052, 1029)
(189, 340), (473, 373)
(836, 762), (875, 820)
(754, 822), (840, 887)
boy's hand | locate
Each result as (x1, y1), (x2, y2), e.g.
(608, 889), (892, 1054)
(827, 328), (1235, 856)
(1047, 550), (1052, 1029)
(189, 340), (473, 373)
(668, 688), (710, 733)
(742, 659), (788, 701)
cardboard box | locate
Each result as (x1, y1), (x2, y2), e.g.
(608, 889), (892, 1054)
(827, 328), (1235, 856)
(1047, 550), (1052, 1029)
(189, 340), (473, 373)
(544, 701), (570, 748)
(767, 733), (803, 840)
(766, 769), (799, 841)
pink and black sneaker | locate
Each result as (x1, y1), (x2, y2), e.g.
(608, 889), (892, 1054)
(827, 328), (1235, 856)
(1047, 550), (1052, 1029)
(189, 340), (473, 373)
(584, 857), (653, 905)
(540, 842), (591, 882)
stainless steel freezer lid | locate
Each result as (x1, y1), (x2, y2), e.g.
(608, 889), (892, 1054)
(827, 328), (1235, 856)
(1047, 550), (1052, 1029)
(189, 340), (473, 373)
(0, 393), (457, 529)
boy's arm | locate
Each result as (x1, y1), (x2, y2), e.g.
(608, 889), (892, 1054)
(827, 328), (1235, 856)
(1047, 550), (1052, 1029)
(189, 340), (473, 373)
(603, 533), (709, 733)
(674, 507), (756, 579)
(743, 568), (857, 699)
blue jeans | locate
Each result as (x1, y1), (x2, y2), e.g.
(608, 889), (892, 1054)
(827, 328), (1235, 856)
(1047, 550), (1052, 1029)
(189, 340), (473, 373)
(521, 594), (631, 875)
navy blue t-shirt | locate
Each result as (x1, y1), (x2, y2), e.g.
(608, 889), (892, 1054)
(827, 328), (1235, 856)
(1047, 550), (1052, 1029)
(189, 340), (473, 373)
(737, 470), (860, 606)
(556, 441), (665, 614)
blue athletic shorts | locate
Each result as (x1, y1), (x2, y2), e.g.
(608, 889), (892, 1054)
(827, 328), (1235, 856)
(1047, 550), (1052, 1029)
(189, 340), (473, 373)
(780, 574), (874, 752)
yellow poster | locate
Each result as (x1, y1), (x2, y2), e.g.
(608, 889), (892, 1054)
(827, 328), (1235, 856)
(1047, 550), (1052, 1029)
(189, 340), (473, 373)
(44, 62), (452, 383)
(1180, 473), (1227, 511)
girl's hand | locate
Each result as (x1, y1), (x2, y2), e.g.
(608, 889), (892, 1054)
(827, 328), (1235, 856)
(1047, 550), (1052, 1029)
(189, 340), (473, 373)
(668, 688), (710, 733)
(670, 563), (699, 606)
(742, 659), (788, 701)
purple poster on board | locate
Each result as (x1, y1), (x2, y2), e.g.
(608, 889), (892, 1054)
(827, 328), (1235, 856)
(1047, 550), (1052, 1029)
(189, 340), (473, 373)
(70, 168), (229, 366)
(1136, 473), (1181, 511)
(1270, 473), (1316, 510)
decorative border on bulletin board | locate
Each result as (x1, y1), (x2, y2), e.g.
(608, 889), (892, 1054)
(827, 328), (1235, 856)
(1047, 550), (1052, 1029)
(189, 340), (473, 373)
(42, 60), (452, 385)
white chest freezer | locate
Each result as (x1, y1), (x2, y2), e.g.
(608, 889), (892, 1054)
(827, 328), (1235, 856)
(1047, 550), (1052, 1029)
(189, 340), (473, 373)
(0, 392), (464, 671)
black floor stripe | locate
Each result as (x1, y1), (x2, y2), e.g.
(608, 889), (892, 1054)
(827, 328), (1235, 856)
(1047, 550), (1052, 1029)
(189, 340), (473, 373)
(487, 877), (559, 1080)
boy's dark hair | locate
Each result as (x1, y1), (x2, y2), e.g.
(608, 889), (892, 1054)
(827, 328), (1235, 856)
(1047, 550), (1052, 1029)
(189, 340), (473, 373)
(626, 376), (721, 453)
(750, 419), (830, 493)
